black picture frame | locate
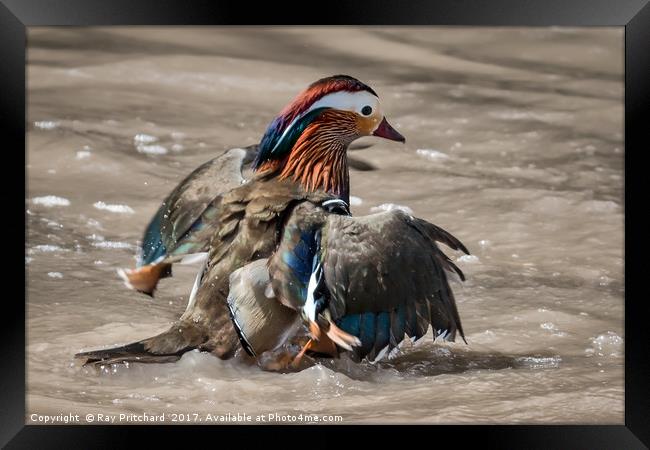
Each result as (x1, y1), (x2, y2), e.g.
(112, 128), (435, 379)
(4, 0), (648, 447)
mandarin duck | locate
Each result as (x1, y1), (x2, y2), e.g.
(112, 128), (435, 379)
(117, 75), (400, 296)
(227, 198), (469, 368)
(76, 75), (406, 366)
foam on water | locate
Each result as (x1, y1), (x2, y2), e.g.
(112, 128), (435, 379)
(86, 218), (103, 228)
(133, 133), (158, 144)
(136, 144), (168, 155)
(31, 195), (71, 207)
(29, 244), (67, 254)
(34, 120), (60, 130)
(515, 356), (562, 370)
(42, 218), (63, 229)
(585, 332), (623, 357)
(540, 322), (557, 331)
(416, 149), (450, 160)
(92, 241), (136, 250)
(457, 254), (479, 264)
(93, 202), (135, 214)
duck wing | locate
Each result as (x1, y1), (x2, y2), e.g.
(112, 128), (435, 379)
(268, 203), (469, 362)
(140, 145), (258, 266)
(322, 210), (469, 360)
(120, 146), (257, 295)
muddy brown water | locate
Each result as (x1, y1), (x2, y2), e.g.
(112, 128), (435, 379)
(26, 27), (623, 424)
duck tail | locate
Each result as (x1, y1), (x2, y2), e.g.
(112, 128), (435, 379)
(74, 341), (182, 366)
(75, 322), (208, 367)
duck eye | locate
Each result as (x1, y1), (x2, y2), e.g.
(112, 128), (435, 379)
(361, 105), (373, 116)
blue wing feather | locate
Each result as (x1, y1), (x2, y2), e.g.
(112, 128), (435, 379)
(358, 313), (376, 356)
(390, 304), (407, 346)
(374, 312), (391, 356)
(337, 314), (361, 337)
(279, 230), (320, 304)
(140, 208), (167, 266)
(336, 309), (410, 360)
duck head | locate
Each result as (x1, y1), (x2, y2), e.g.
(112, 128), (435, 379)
(253, 75), (405, 203)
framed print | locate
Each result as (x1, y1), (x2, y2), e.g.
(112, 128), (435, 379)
(3, 0), (649, 447)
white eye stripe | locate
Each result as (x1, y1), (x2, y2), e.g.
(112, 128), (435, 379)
(307, 90), (381, 116)
(269, 90), (381, 155)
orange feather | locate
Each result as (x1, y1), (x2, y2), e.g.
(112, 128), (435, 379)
(275, 110), (355, 198)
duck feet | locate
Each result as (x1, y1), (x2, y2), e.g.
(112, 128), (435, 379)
(256, 346), (312, 372)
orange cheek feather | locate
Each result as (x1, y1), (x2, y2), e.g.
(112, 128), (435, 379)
(356, 116), (380, 135)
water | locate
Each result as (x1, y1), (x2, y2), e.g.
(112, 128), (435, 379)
(26, 27), (623, 424)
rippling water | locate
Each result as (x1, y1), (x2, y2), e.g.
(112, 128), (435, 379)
(26, 27), (623, 424)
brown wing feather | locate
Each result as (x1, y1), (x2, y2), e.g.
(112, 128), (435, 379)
(322, 210), (468, 343)
(161, 146), (257, 250)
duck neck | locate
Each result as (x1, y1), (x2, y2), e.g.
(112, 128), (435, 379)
(256, 113), (355, 204)
(279, 140), (350, 204)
